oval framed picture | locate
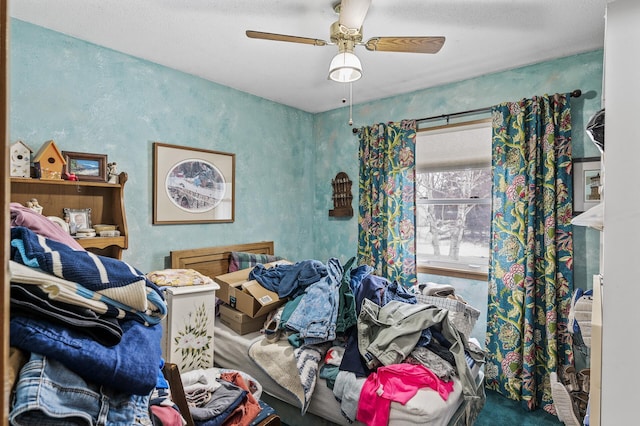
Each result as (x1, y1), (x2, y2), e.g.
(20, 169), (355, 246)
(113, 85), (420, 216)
(153, 143), (235, 224)
(165, 159), (226, 212)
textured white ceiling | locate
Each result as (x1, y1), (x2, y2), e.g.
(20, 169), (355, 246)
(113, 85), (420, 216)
(10, 0), (608, 113)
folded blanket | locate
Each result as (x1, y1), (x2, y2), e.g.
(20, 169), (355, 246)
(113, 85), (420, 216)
(147, 268), (214, 287)
(10, 202), (84, 250)
(10, 226), (165, 318)
(9, 260), (164, 325)
(10, 283), (124, 347)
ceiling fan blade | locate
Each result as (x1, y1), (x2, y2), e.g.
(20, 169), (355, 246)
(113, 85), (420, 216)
(246, 30), (328, 47)
(364, 36), (446, 54)
(338, 0), (372, 30)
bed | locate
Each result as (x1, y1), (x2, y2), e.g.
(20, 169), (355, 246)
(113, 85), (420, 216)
(170, 242), (486, 426)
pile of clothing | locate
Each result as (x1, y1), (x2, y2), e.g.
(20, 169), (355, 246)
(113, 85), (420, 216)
(179, 368), (275, 426)
(8, 203), (172, 425)
(9, 204), (278, 426)
(331, 269), (484, 425)
(249, 256), (486, 426)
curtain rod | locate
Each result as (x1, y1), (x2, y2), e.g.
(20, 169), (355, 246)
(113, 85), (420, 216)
(415, 89), (582, 125)
(351, 89), (582, 134)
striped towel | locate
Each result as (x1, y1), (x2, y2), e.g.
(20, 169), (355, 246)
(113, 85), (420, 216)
(10, 226), (165, 318)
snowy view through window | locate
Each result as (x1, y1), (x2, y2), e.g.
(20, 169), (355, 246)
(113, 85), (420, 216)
(416, 120), (492, 274)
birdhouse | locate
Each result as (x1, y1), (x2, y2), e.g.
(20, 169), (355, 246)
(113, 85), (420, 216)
(10, 140), (33, 178)
(33, 140), (67, 180)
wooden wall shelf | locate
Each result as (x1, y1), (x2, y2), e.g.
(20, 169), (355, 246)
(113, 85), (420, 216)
(10, 172), (129, 259)
(329, 172), (353, 218)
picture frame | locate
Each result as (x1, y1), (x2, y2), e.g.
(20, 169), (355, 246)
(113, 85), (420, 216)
(573, 157), (602, 214)
(153, 142), (235, 224)
(62, 151), (108, 182)
(63, 208), (92, 234)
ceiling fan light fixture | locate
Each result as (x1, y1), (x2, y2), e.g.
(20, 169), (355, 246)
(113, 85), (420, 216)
(328, 51), (362, 83)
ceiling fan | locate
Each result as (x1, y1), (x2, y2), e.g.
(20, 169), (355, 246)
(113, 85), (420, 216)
(246, 0), (445, 83)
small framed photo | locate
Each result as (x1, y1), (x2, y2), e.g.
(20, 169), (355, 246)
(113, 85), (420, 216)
(63, 208), (92, 234)
(573, 157), (602, 214)
(62, 151), (108, 182)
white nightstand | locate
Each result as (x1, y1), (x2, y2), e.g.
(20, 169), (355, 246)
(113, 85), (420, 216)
(161, 283), (220, 373)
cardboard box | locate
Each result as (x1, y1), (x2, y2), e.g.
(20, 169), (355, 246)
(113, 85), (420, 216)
(219, 303), (267, 335)
(214, 261), (290, 318)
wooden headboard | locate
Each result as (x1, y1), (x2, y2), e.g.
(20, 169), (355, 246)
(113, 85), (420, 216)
(170, 241), (275, 279)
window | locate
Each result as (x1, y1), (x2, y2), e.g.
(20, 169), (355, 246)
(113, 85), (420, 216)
(416, 119), (492, 279)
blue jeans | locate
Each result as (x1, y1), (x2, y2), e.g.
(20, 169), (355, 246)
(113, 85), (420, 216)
(10, 316), (162, 396)
(249, 259), (328, 299)
(10, 353), (152, 425)
(286, 258), (342, 344)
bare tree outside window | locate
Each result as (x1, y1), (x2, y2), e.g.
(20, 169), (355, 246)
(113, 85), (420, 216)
(416, 120), (492, 275)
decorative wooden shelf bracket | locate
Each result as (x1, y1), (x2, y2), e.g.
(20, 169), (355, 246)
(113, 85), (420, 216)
(329, 171), (353, 218)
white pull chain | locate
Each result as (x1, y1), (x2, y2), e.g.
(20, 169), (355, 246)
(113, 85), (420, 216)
(348, 82), (353, 126)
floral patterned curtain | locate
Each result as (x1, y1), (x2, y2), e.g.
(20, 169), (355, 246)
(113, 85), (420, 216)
(485, 93), (574, 413)
(357, 120), (417, 288)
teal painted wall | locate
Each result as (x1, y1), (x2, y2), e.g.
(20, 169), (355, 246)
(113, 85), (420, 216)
(10, 19), (317, 271)
(10, 20), (602, 303)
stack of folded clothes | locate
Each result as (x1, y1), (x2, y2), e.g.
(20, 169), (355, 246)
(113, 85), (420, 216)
(8, 215), (170, 424)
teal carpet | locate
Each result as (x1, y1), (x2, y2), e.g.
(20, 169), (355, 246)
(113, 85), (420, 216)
(476, 389), (562, 426)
